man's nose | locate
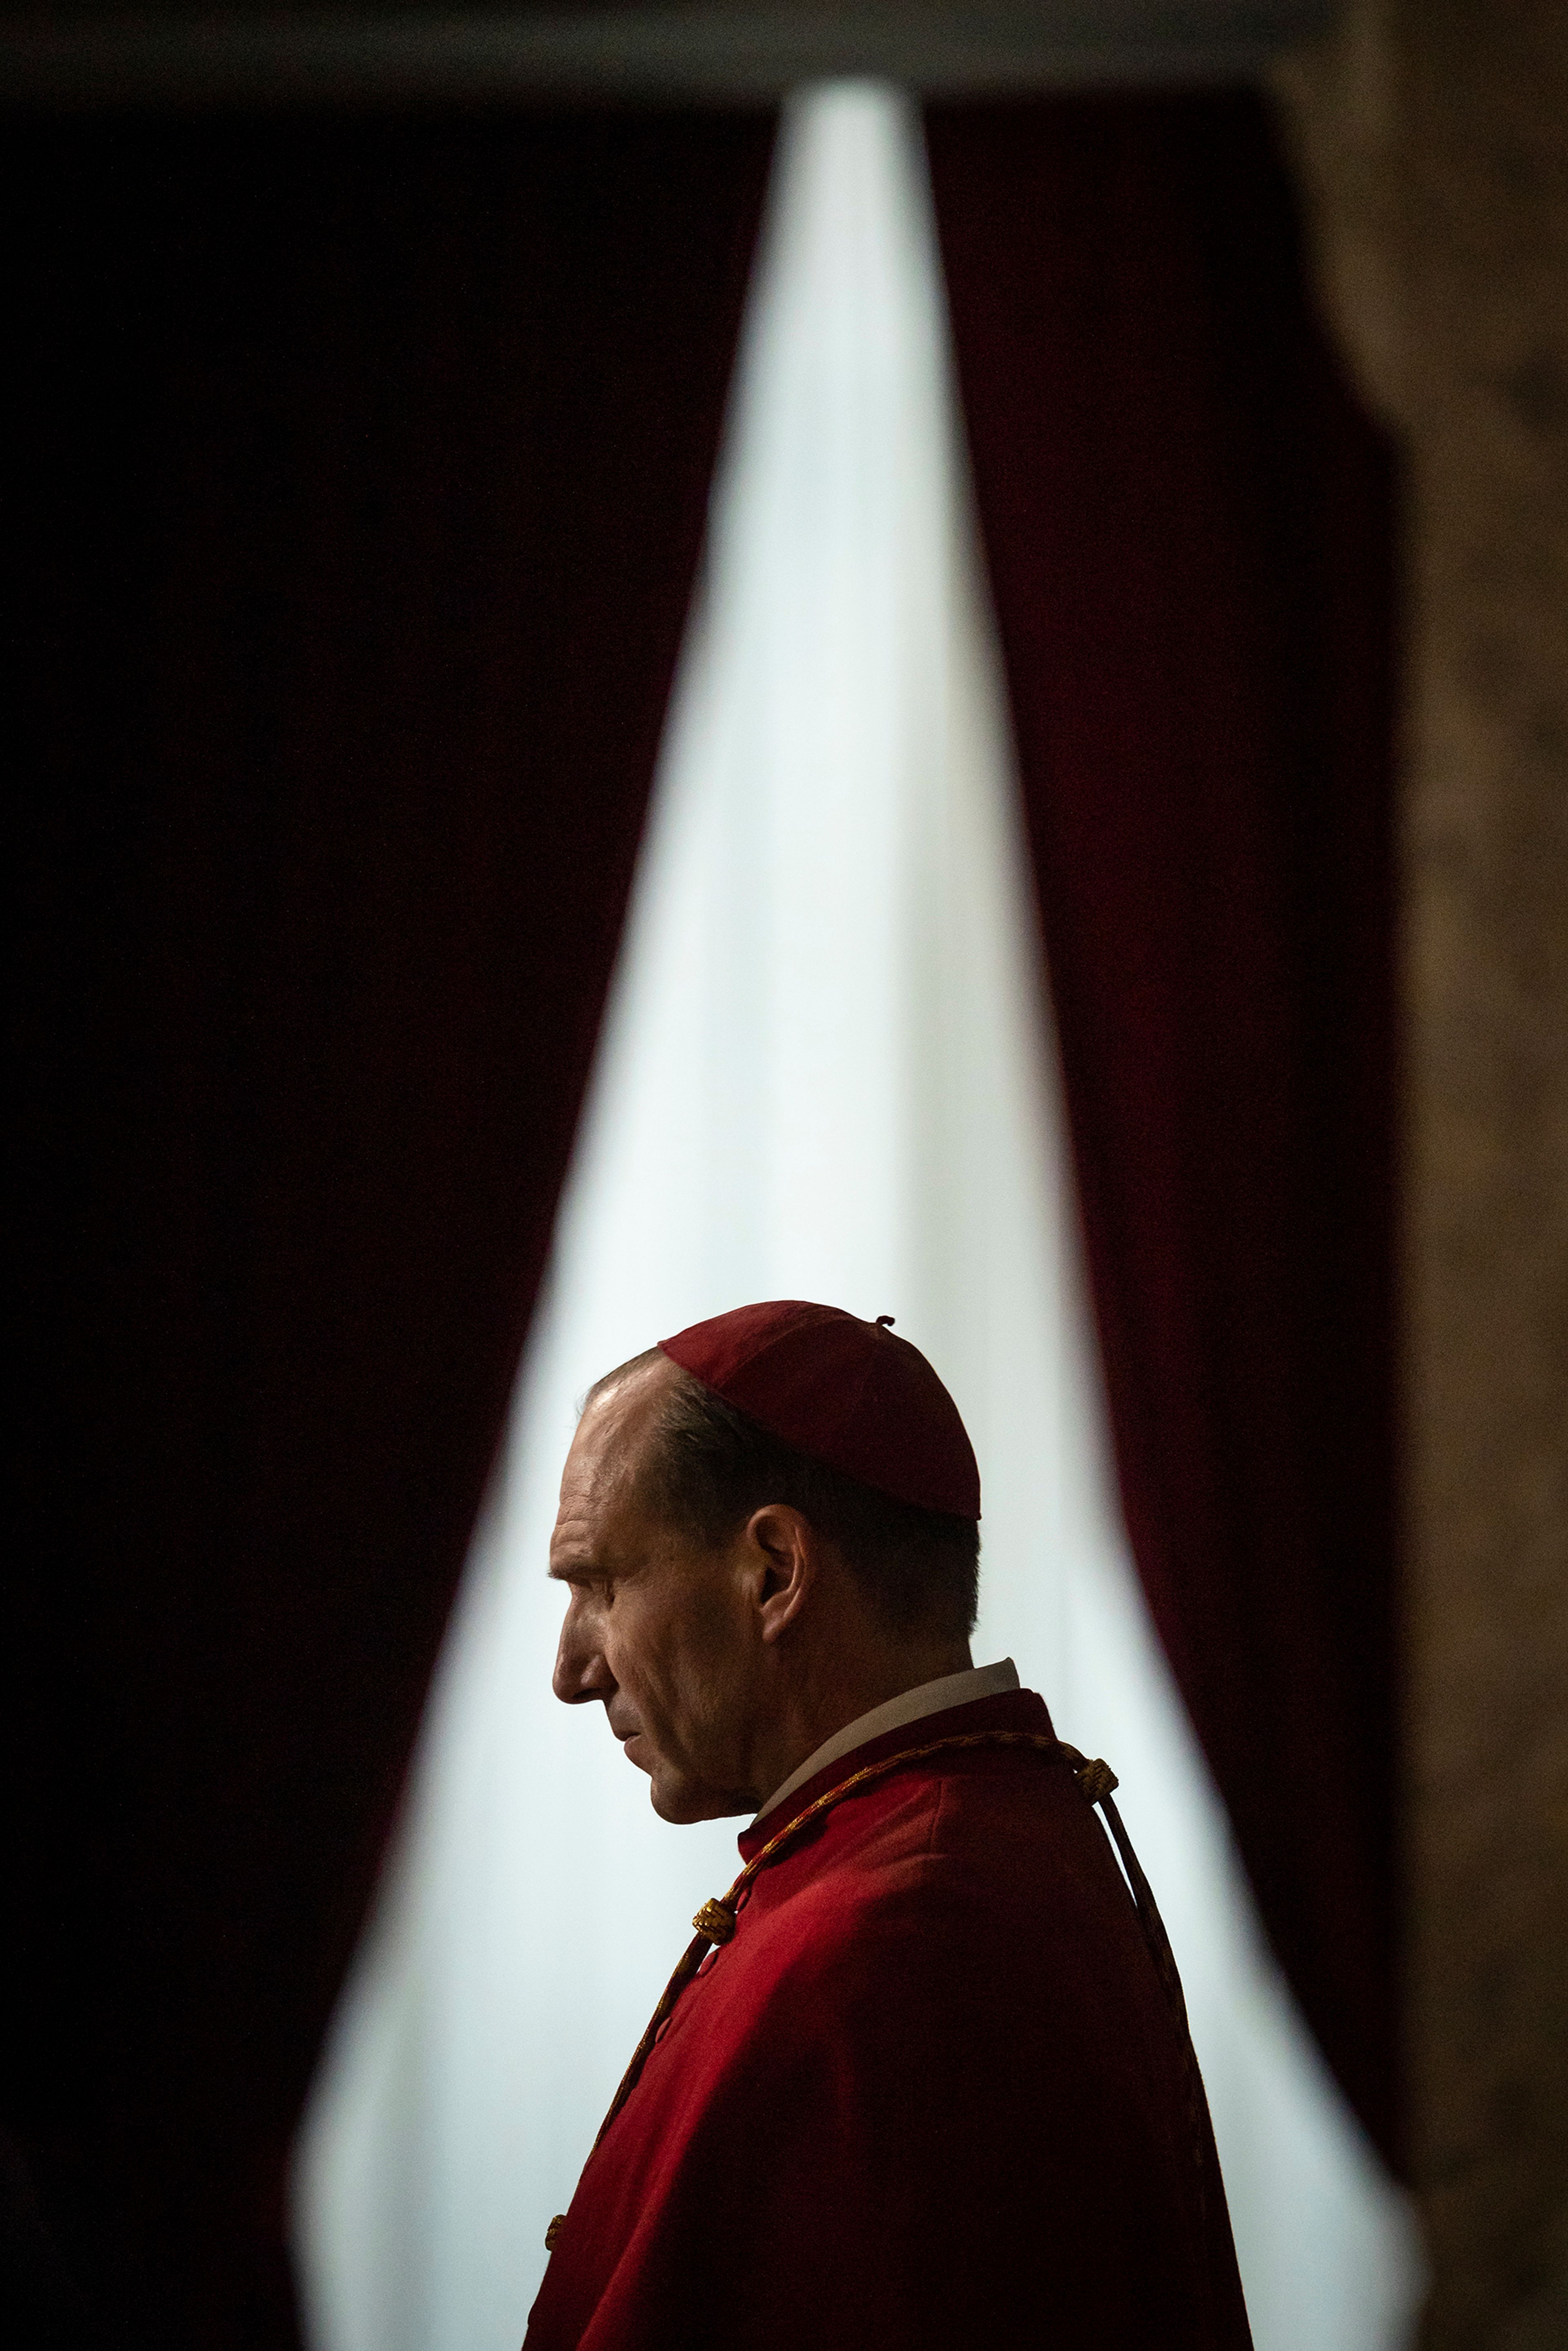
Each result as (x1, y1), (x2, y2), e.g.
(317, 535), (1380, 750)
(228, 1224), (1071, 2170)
(552, 1605), (615, 1706)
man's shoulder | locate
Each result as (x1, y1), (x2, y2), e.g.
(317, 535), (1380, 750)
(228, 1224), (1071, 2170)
(715, 1691), (1162, 2048)
(731, 1703), (1098, 1978)
(675, 1720), (1163, 2124)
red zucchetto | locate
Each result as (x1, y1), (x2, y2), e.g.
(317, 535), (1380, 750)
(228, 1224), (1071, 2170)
(658, 1300), (981, 1520)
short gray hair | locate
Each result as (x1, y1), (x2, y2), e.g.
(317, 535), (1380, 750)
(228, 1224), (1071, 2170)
(588, 1349), (980, 1639)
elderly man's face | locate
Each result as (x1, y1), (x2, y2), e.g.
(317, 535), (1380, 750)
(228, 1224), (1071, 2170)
(549, 1360), (762, 1821)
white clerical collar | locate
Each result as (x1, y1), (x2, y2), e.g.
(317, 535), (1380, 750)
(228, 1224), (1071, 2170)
(754, 1657), (1021, 1824)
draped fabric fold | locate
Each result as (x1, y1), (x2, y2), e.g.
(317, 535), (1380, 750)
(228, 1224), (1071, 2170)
(925, 92), (1401, 2170)
(7, 108), (773, 2344)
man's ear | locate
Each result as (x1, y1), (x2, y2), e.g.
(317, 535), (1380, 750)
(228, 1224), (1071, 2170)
(745, 1505), (815, 1644)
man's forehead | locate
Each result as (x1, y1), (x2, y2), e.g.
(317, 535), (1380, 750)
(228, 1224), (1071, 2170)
(548, 1437), (628, 1574)
(557, 1356), (673, 1516)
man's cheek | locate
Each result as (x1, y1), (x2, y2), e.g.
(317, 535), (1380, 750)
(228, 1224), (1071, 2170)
(610, 1625), (660, 1729)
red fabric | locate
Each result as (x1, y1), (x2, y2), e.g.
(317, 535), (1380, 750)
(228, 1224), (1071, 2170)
(6, 107), (773, 2345)
(527, 1690), (1252, 2350)
(925, 94), (1400, 2167)
(659, 1300), (982, 1517)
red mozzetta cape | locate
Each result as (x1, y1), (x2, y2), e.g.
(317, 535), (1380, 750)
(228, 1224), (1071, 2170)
(524, 1688), (1253, 2350)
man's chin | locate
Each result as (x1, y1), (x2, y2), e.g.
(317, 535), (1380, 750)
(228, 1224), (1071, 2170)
(648, 1772), (753, 1826)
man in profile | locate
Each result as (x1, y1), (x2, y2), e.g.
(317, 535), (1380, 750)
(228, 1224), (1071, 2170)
(524, 1300), (1252, 2351)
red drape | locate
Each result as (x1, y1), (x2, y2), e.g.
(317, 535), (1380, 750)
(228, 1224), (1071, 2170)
(7, 108), (773, 2343)
(927, 92), (1400, 2169)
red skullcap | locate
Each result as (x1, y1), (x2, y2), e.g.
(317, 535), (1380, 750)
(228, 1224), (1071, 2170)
(658, 1301), (980, 1520)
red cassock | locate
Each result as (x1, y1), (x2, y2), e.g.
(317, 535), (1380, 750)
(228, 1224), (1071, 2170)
(524, 1686), (1254, 2350)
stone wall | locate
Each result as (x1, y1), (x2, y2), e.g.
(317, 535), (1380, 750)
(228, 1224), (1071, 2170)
(1274, 7), (1568, 2346)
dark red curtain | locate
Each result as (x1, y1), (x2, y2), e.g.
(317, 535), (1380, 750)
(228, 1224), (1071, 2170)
(6, 108), (773, 2344)
(927, 94), (1400, 2169)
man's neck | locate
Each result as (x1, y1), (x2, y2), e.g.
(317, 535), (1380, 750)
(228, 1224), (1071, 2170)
(754, 1657), (1019, 1823)
(745, 1637), (974, 1818)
